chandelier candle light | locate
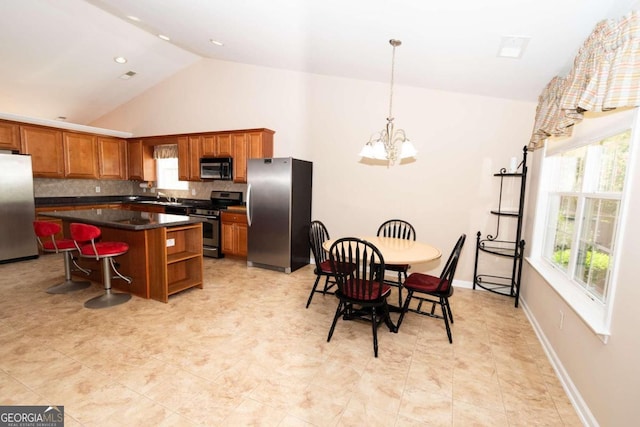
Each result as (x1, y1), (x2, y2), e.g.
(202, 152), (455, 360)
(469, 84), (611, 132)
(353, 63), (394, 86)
(359, 39), (418, 165)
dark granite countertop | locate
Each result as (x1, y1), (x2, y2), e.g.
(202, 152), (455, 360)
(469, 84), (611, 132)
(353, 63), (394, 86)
(35, 195), (212, 210)
(40, 208), (204, 231)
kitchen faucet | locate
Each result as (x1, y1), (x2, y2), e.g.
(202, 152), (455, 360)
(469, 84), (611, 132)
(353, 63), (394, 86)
(156, 191), (177, 202)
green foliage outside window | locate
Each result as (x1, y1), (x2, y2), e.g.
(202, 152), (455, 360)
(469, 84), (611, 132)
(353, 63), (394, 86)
(553, 248), (610, 286)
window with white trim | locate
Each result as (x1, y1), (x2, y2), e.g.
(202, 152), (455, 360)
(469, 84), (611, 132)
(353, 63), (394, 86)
(156, 158), (188, 191)
(542, 131), (629, 303)
(530, 108), (638, 339)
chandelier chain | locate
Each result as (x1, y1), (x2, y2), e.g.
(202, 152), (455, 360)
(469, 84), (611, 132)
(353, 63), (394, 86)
(388, 42), (396, 120)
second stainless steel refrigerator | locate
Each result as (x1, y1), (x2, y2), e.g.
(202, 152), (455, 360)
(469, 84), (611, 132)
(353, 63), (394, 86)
(0, 153), (38, 264)
(247, 158), (312, 273)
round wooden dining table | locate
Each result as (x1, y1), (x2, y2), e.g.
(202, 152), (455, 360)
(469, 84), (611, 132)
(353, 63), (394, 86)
(322, 236), (441, 265)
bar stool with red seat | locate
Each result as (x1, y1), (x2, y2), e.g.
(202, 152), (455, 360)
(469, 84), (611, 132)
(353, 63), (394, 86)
(70, 222), (132, 308)
(33, 221), (91, 294)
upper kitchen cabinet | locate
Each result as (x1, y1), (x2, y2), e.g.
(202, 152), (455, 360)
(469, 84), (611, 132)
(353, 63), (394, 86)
(20, 125), (64, 178)
(97, 136), (127, 180)
(215, 133), (233, 156)
(128, 139), (156, 181)
(232, 129), (274, 183)
(0, 120), (20, 151)
(200, 134), (216, 156)
(178, 135), (202, 181)
(63, 132), (98, 179)
(201, 133), (233, 157)
(231, 133), (248, 182)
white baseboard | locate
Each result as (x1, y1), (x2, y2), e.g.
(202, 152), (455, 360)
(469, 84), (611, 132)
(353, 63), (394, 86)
(519, 298), (597, 427)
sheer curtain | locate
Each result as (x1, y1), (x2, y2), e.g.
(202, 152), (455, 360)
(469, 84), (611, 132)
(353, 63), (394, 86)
(529, 11), (640, 149)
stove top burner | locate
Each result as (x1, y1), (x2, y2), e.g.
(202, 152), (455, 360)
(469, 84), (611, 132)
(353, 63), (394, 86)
(188, 190), (243, 217)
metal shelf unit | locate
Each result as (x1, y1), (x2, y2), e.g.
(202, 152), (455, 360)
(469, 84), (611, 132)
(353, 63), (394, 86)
(473, 146), (528, 307)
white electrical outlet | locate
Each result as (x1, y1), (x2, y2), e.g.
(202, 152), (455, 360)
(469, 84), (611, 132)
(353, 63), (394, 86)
(559, 310), (564, 329)
(166, 238), (175, 247)
(95, 186), (101, 193)
(191, 188), (196, 196)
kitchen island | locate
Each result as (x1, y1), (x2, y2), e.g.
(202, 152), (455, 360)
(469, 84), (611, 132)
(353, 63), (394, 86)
(41, 208), (204, 303)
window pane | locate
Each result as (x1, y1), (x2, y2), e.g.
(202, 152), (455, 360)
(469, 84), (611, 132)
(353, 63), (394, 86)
(545, 196), (577, 272)
(156, 158), (188, 190)
(575, 198), (619, 302)
(552, 147), (586, 192)
(595, 130), (630, 193)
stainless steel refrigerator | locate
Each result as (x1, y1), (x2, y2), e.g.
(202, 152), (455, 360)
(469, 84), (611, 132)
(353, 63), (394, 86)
(247, 157), (312, 273)
(0, 153), (38, 263)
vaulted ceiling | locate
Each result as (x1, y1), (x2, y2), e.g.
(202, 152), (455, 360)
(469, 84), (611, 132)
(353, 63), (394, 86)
(0, 0), (636, 125)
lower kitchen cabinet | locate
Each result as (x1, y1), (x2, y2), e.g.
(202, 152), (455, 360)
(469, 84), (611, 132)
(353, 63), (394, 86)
(221, 211), (248, 257)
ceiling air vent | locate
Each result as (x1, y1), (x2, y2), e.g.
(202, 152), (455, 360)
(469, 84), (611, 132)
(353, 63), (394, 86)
(119, 71), (137, 80)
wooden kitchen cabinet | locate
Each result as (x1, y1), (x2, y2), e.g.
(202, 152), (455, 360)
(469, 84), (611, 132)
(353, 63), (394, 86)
(200, 134), (216, 156)
(231, 129), (274, 183)
(128, 139), (156, 181)
(221, 211), (248, 257)
(215, 133), (233, 156)
(231, 133), (248, 183)
(0, 120), (20, 151)
(178, 135), (202, 181)
(202, 132), (231, 157)
(126, 203), (165, 213)
(20, 125), (64, 178)
(63, 132), (98, 178)
(98, 136), (127, 179)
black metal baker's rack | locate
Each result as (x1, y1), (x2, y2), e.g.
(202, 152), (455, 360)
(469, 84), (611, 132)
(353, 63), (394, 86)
(473, 146), (527, 307)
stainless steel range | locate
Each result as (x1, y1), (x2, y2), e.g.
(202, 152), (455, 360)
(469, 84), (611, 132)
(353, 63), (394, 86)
(189, 191), (243, 258)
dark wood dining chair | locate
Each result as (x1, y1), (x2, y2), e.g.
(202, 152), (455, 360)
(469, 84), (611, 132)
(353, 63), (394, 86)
(376, 219), (416, 307)
(306, 220), (338, 308)
(327, 237), (396, 357)
(396, 234), (466, 343)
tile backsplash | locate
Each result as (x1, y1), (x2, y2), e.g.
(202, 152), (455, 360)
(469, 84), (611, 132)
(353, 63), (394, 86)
(34, 178), (247, 201)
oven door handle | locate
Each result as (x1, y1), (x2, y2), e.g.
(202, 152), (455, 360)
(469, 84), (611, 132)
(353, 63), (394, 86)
(246, 184), (252, 227)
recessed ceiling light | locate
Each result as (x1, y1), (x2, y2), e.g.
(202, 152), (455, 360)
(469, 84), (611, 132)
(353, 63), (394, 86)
(158, 34), (170, 41)
(209, 39), (224, 46)
(113, 56), (127, 64)
(497, 36), (530, 59)
(126, 15), (140, 22)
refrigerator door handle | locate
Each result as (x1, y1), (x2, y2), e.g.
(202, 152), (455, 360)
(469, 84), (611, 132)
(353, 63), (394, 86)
(246, 184), (252, 226)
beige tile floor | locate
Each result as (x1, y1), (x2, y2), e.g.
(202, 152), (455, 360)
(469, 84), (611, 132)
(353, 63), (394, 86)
(0, 255), (582, 426)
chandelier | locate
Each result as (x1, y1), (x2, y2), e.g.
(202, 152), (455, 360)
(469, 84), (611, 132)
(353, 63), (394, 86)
(359, 39), (418, 165)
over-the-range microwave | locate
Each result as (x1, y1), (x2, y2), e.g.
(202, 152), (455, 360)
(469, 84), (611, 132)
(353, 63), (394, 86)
(200, 157), (233, 180)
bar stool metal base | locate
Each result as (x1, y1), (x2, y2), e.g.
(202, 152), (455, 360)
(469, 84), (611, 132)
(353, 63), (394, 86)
(84, 290), (131, 309)
(47, 279), (91, 294)
(47, 251), (91, 294)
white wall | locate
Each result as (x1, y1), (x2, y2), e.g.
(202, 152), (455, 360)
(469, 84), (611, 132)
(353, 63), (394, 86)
(92, 58), (536, 283)
(521, 115), (640, 426)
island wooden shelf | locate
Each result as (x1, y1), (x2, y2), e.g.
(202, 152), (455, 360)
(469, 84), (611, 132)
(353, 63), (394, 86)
(150, 223), (203, 303)
(41, 208), (204, 303)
